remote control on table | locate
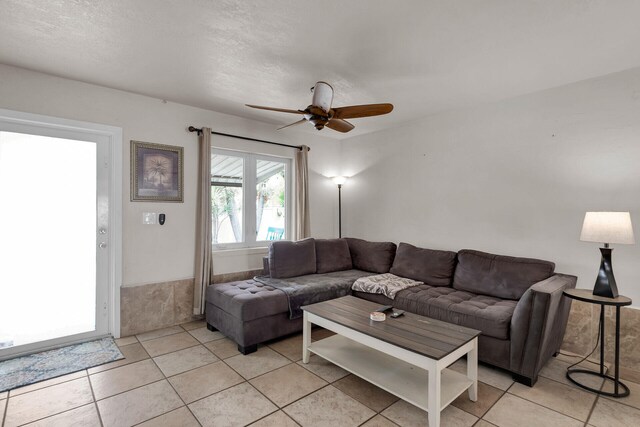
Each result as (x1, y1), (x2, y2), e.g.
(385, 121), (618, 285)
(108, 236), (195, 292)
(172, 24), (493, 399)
(390, 310), (405, 318)
(375, 305), (394, 313)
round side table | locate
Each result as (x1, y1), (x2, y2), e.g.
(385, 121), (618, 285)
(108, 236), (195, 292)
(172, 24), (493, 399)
(563, 288), (632, 397)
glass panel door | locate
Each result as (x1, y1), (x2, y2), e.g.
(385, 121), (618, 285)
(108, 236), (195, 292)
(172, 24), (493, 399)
(0, 128), (108, 358)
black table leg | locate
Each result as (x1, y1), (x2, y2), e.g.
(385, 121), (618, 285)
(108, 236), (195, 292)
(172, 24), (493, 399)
(566, 303), (630, 397)
(562, 288), (632, 398)
(599, 304), (605, 376)
(615, 306), (621, 396)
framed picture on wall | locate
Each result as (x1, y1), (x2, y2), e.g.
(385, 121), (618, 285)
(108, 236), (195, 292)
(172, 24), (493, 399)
(131, 140), (183, 202)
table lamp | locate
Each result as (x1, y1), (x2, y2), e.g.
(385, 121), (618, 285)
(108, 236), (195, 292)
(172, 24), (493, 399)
(580, 212), (635, 298)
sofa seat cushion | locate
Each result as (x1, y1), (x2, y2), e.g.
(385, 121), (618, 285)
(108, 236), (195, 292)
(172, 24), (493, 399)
(315, 238), (353, 273)
(206, 280), (289, 322)
(394, 285), (517, 340)
(453, 249), (555, 300)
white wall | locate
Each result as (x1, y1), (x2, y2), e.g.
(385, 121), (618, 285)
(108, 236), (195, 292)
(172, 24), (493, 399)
(340, 67), (640, 306)
(0, 64), (342, 285)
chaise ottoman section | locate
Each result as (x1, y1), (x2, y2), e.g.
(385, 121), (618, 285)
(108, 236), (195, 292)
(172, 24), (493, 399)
(207, 279), (288, 321)
(205, 279), (297, 354)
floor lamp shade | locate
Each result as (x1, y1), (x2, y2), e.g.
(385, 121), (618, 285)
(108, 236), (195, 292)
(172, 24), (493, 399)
(332, 176), (347, 186)
(580, 212), (635, 298)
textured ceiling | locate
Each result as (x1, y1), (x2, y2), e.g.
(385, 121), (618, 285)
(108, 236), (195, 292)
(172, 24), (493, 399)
(1, 0), (640, 139)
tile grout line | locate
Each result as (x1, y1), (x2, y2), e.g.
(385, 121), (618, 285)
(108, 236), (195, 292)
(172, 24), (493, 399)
(250, 368), (330, 412)
(585, 395), (601, 426)
(85, 370), (105, 427)
(88, 348), (217, 405)
(237, 382), (282, 425)
(1, 396), (7, 427)
(134, 325), (188, 343)
(140, 341), (203, 359)
(331, 375), (400, 415)
(132, 357), (203, 427)
(503, 389), (592, 424)
(583, 379), (606, 426)
(218, 352), (350, 425)
(153, 343), (222, 378)
(93, 379), (167, 405)
(10, 403), (98, 427)
(355, 412), (378, 427)
(7, 370), (89, 399)
(91, 378), (198, 426)
(279, 383), (336, 426)
(530, 362), (640, 413)
(174, 354), (266, 408)
(3, 377), (97, 427)
(377, 412), (401, 426)
(476, 388), (506, 424)
(2, 376), (95, 426)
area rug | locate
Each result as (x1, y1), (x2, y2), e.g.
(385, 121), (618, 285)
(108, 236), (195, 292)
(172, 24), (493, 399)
(0, 337), (123, 392)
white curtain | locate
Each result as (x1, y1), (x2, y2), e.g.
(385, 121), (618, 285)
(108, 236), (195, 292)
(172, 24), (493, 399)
(193, 127), (212, 315)
(295, 145), (311, 239)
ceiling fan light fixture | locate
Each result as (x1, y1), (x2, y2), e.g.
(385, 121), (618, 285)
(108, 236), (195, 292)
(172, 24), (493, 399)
(311, 81), (334, 113)
(245, 81), (393, 133)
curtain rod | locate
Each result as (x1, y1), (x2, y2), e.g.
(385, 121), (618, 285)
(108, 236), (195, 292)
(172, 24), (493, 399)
(187, 126), (308, 151)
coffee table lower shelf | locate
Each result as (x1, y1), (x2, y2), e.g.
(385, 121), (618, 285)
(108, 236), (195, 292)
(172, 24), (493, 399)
(308, 334), (473, 412)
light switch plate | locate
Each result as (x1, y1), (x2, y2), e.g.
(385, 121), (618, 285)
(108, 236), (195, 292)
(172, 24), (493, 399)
(142, 212), (157, 225)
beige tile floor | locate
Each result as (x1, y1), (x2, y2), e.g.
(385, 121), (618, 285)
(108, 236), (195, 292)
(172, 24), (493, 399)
(1, 321), (639, 426)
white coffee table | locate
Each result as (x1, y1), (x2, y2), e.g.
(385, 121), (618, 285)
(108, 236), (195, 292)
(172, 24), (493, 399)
(302, 296), (479, 427)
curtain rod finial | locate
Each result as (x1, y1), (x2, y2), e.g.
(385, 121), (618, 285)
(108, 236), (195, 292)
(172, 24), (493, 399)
(188, 126), (203, 134)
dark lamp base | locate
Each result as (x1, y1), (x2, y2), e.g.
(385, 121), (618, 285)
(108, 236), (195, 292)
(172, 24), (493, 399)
(593, 247), (619, 298)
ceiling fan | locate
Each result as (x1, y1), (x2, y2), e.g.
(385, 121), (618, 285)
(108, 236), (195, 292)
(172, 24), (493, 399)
(246, 81), (393, 133)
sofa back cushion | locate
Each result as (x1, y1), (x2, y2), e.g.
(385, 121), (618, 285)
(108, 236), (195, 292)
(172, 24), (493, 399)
(390, 242), (457, 286)
(269, 238), (316, 278)
(315, 238), (353, 273)
(453, 249), (555, 300)
(345, 238), (397, 273)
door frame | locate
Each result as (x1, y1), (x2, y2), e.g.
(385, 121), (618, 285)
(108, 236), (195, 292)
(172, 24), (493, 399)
(0, 108), (123, 357)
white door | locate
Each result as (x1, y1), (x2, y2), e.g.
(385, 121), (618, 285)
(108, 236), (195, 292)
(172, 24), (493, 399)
(0, 110), (122, 360)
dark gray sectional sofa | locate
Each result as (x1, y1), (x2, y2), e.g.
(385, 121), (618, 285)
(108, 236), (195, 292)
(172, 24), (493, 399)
(206, 237), (576, 386)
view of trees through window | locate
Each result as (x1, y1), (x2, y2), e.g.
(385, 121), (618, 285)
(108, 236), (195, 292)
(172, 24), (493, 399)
(212, 184), (243, 244)
(256, 160), (286, 241)
(211, 152), (287, 245)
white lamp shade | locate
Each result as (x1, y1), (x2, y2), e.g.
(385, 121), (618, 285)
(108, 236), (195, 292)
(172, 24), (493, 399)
(580, 212), (635, 245)
(332, 176), (347, 185)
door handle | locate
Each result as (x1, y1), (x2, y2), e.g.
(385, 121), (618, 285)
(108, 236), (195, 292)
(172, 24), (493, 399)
(99, 242), (107, 249)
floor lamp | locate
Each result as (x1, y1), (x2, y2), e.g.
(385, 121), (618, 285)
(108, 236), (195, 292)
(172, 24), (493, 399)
(580, 211), (635, 298)
(332, 176), (347, 238)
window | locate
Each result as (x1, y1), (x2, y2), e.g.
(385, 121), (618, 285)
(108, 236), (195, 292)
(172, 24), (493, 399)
(211, 148), (290, 248)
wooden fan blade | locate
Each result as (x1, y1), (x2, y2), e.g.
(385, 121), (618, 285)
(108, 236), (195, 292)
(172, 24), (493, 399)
(332, 103), (393, 119)
(246, 104), (305, 114)
(277, 119), (307, 130)
(326, 118), (355, 133)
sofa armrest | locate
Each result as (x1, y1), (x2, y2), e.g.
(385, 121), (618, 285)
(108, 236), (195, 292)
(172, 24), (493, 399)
(510, 273), (577, 381)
